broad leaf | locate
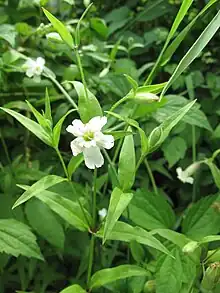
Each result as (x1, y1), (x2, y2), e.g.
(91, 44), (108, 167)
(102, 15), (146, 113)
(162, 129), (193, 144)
(36, 190), (91, 231)
(90, 265), (148, 289)
(42, 8), (74, 48)
(25, 198), (65, 249)
(182, 194), (220, 239)
(103, 187), (133, 243)
(160, 9), (220, 98)
(0, 107), (52, 146)
(73, 81), (102, 123)
(0, 219), (43, 260)
(97, 221), (172, 256)
(127, 189), (175, 230)
(118, 128), (136, 191)
(59, 284), (86, 293)
(151, 229), (190, 249)
(13, 175), (66, 208)
(156, 247), (183, 293)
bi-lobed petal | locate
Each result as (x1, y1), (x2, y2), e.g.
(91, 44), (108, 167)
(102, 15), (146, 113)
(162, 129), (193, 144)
(70, 137), (84, 156)
(66, 119), (85, 137)
(36, 57), (45, 68)
(83, 146), (104, 169)
(95, 132), (114, 149)
(86, 116), (107, 133)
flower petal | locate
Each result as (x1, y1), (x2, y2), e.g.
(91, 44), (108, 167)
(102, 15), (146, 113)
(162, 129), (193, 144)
(86, 116), (107, 132)
(66, 119), (85, 137)
(36, 57), (45, 67)
(70, 138), (84, 156)
(185, 177), (194, 184)
(95, 132), (114, 149)
(26, 68), (35, 78)
(83, 146), (104, 169)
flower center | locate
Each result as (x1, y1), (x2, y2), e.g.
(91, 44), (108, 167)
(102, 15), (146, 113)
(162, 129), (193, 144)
(83, 131), (94, 141)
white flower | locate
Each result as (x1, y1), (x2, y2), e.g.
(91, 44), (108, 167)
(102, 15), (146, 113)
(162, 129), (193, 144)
(176, 162), (200, 184)
(98, 208), (107, 220)
(66, 116), (114, 169)
(23, 57), (45, 79)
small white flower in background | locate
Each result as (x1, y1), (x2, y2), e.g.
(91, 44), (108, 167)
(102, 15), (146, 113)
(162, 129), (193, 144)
(66, 116), (114, 169)
(98, 208), (107, 220)
(176, 162), (200, 184)
(23, 57), (45, 79)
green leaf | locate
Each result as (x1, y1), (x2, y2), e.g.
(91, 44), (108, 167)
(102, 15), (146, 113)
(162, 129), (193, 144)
(0, 107), (52, 146)
(73, 81), (102, 123)
(26, 100), (49, 129)
(45, 88), (52, 123)
(67, 154), (84, 179)
(52, 109), (75, 148)
(59, 284), (86, 293)
(0, 24), (17, 47)
(90, 18), (108, 38)
(182, 194), (220, 240)
(97, 221), (172, 257)
(161, 0), (219, 65)
(89, 265), (148, 289)
(160, 9), (220, 98)
(205, 161), (220, 189)
(148, 100), (196, 153)
(25, 198), (65, 249)
(42, 8), (74, 48)
(162, 136), (187, 168)
(103, 187), (133, 243)
(104, 130), (133, 140)
(118, 128), (136, 191)
(150, 229), (190, 249)
(156, 247), (183, 293)
(199, 235), (220, 245)
(36, 190), (91, 231)
(0, 219), (43, 260)
(128, 189), (175, 230)
(153, 95), (212, 131)
(145, 0), (194, 84)
(13, 175), (66, 209)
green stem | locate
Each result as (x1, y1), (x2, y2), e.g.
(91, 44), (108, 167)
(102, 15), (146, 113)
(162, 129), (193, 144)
(87, 234), (95, 286)
(135, 154), (145, 172)
(212, 149), (220, 161)
(109, 94), (131, 114)
(87, 168), (97, 286)
(0, 129), (14, 175)
(55, 147), (91, 227)
(192, 126), (196, 163)
(46, 74), (78, 109)
(74, 48), (89, 101)
(144, 159), (158, 195)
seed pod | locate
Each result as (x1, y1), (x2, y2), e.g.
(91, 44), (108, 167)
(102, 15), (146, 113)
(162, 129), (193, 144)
(144, 280), (156, 293)
(201, 262), (220, 291)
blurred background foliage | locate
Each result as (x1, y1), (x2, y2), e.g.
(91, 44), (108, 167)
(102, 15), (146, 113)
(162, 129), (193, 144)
(0, 0), (220, 292)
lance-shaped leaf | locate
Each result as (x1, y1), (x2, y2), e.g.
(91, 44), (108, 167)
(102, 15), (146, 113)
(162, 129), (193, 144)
(13, 175), (66, 208)
(59, 284), (87, 293)
(103, 187), (133, 243)
(0, 107), (52, 146)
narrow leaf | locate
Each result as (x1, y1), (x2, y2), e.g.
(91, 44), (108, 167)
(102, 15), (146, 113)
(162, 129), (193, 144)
(36, 190), (91, 231)
(90, 265), (148, 289)
(45, 88), (52, 123)
(103, 187), (133, 243)
(13, 175), (66, 208)
(59, 284), (87, 293)
(67, 154), (84, 179)
(52, 109), (75, 148)
(0, 107), (52, 146)
(161, 10), (220, 98)
(42, 8), (74, 48)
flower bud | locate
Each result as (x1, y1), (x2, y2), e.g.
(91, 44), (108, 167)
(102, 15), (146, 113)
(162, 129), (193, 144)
(46, 32), (63, 43)
(144, 280), (156, 293)
(133, 87), (159, 104)
(83, 0), (91, 7)
(182, 241), (199, 254)
(201, 262), (220, 290)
